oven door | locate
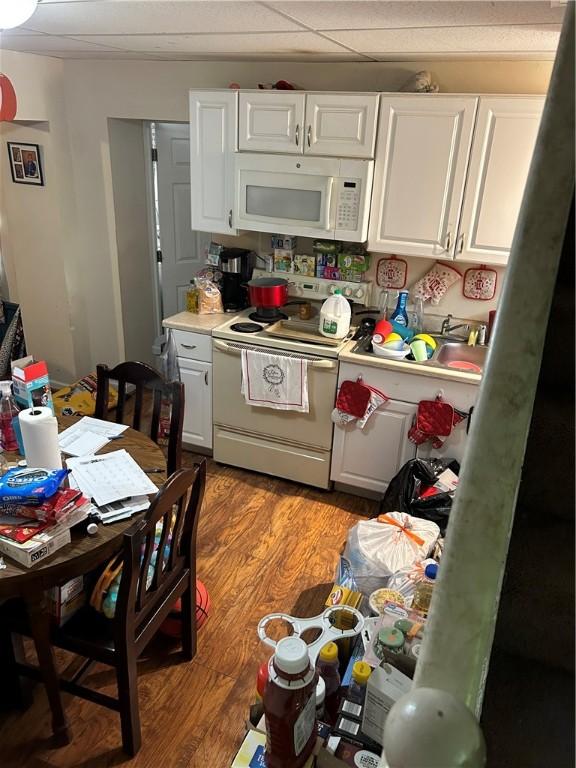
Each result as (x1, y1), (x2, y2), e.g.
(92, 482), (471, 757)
(234, 153), (338, 239)
(212, 339), (338, 450)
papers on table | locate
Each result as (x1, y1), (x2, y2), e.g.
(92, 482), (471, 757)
(66, 449), (159, 507)
(90, 496), (150, 525)
(58, 416), (128, 457)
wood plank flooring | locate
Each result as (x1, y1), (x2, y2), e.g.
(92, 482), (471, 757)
(0, 454), (377, 767)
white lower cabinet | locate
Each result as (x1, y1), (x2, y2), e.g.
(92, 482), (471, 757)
(178, 356), (213, 450)
(331, 361), (479, 496)
(331, 398), (417, 494)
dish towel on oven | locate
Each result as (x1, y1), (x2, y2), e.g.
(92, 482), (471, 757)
(241, 348), (309, 413)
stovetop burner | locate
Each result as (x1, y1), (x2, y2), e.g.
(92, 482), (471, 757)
(230, 322), (263, 333)
(249, 307), (288, 323)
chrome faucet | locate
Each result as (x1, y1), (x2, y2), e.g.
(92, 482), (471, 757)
(440, 314), (470, 337)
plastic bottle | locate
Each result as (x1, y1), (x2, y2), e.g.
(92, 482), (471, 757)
(412, 563), (439, 617)
(315, 641), (341, 723)
(185, 280), (199, 313)
(347, 660), (371, 706)
(263, 636), (317, 768)
(319, 290), (351, 339)
(316, 676), (326, 720)
(0, 381), (19, 452)
(390, 290), (410, 327)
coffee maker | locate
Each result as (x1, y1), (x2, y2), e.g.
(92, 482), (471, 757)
(220, 248), (254, 312)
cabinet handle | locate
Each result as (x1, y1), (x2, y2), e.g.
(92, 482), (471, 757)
(444, 231), (452, 252)
(295, 123), (299, 146)
(181, 344), (197, 350)
(457, 232), (465, 255)
(307, 124), (311, 147)
(204, 371), (209, 385)
(228, 209), (232, 228)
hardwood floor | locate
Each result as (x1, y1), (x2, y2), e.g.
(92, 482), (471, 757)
(0, 454), (377, 767)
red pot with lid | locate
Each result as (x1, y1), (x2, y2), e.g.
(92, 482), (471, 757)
(246, 277), (289, 309)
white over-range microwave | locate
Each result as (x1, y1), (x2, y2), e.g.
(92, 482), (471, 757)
(233, 154), (374, 241)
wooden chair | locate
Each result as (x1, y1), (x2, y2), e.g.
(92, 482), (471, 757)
(4, 461), (207, 756)
(94, 361), (184, 475)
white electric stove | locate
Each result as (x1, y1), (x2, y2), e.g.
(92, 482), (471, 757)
(211, 271), (374, 489)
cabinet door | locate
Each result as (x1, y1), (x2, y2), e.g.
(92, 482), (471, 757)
(189, 90), (237, 234)
(239, 92), (305, 154)
(456, 97), (544, 265)
(368, 96), (477, 258)
(304, 93), (379, 158)
(331, 399), (417, 495)
(179, 357), (212, 450)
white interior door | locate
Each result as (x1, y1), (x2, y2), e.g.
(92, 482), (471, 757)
(155, 122), (210, 319)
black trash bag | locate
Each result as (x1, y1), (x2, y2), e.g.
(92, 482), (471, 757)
(377, 458), (460, 534)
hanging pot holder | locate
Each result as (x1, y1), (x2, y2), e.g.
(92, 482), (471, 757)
(376, 256), (408, 289)
(462, 265), (498, 300)
(335, 379), (373, 418)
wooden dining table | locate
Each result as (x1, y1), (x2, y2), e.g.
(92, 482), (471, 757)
(0, 415), (167, 745)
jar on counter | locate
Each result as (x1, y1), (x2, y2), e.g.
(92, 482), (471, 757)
(186, 280), (199, 313)
(374, 627), (405, 659)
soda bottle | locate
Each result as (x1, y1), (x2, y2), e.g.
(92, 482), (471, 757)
(0, 381), (19, 452)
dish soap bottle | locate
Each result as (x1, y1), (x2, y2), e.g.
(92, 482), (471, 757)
(319, 290), (351, 339)
(0, 381), (19, 452)
(390, 290), (410, 327)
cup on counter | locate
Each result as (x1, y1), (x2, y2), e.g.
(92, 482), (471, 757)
(410, 339), (428, 362)
(298, 302), (313, 320)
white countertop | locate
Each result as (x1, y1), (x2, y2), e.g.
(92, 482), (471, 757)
(162, 311), (236, 335)
(339, 339), (483, 384)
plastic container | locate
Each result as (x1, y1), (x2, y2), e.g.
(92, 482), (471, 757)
(316, 676), (326, 720)
(374, 627), (405, 658)
(412, 563), (439, 617)
(185, 280), (199, 313)
(263, 636), (317, 768)
(390, 290), (409, 327)
(315, 641), (341, 724)
(319, 290), (351, 339)
(0, 381), (19, 452)
(347, 661), (371, 706)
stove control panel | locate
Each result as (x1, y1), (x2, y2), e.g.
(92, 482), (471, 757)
(252, 269), (372, 306)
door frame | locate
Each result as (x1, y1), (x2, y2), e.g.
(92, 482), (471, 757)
(143, 120), (163, 338)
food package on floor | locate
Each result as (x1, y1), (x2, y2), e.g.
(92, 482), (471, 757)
(196, 277), (223, 314)
(343, 513), (440, 596)
(362, 601), (427, 669)
(361, 662), (412, 746)
(384, 558), (438, 609)
(11, 356), (54, 412)
(293, 254), (316, 277)
(231, 729), (316, 768)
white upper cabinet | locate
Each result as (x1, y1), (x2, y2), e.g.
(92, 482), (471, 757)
(456, 97), (544, 265)
(368, 96), (478, 258)
(305, 93), (379, 158)
(239, 92), (305, 154)
(189, 90), (238, 234)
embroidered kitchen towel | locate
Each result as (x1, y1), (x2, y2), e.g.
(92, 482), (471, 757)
(241, 349), (309, 413)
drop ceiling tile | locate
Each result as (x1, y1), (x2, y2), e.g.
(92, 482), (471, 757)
(25, 1), (306, 36)
(0, 35), (124, 52)
(69, 31), (349, 54)
(326, 25), (561, 56)
(151, 51), (368, 62)
(271, 1), (566, 31)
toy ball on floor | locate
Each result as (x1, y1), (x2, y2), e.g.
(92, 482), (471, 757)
(160, 579), (210, 638)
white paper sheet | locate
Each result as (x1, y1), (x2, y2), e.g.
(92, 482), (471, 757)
(58, 417), (128, 457)
(67, 449), (158, 506)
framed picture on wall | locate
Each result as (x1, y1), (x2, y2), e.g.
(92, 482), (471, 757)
(7, 142), (44, 186)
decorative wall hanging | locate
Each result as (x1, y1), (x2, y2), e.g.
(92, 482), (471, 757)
(0, 74), (17, 121)
(376, 255), (408, 289)
(7, 142), (43, 186)
(462, 265), (498, 301)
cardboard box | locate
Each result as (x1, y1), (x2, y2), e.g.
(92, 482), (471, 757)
(317, 739), (381, 768)
(361, 663), (411, 746)
(271, 235), (297, 250)
(11, 356), (54, 412)
(0, 526), (70, 568)
(48, 575), (86, 626)
(293, 254), (316, 277)
(231, 729), (316, 768)
(273, 249), (294, 272)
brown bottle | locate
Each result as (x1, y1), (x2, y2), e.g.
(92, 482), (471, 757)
(263, 637), (317, 768)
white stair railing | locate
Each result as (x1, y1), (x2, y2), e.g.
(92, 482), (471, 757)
(380, 6), (574, 766)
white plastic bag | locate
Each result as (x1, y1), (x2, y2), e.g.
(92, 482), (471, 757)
(343, 512), (440, 596)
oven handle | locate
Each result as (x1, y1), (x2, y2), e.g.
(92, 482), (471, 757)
(213, 340), (337, 369)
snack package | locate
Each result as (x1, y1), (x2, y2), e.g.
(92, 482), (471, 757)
(53, 372), (118, 417)
(196, 277), (224, 314)
(0, 467), (69, 504)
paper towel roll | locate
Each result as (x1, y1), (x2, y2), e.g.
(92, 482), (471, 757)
(19, 407), (62, 470)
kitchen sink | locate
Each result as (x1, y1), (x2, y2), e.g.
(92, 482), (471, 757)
(432, 343), (487, 371)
